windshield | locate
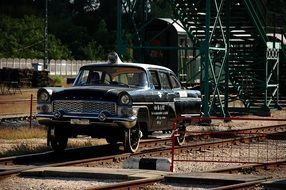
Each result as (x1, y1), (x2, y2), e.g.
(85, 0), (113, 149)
(74, 66), (148, 88)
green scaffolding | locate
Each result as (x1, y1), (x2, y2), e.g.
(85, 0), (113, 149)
(116, 0), (284, 117)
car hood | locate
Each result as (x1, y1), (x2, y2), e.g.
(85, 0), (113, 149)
(51, 86), (132, 101)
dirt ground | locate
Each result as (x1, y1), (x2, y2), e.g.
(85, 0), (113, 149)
(0, 88), (38, 116)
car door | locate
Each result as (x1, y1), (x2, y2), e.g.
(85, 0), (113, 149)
(148, 70), (176, 130)
(157, 71), (177, 129)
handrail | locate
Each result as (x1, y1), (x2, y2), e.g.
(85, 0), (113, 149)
(243, 0), (268, 43)
(169, 0), (201, 47)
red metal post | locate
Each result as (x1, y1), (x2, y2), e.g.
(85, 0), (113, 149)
(29, 94), (33, 128)
(170, 119), (176, 172)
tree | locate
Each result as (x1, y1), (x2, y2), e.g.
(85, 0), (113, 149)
(81, 40), (104, 60)
(0, 0), (120, 60)
(149, 0), (173, 18)
(0, 15), (71, 59)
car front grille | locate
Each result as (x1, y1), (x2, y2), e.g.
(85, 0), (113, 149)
(53, 100), (116, 115)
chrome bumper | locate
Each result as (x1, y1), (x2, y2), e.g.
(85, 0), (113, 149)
(36, 113), (137, 129)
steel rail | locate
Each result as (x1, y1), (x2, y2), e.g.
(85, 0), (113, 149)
(0, 138), (171, 178)
(178, 116), (286, 122)
(186, 123), (286, 139)
(210, 179), (268, 190)
(0, 124), (285, 167)
(0, 124), (285, 184)
(208, 159), (286, 174)
(87, 176), (164, 190)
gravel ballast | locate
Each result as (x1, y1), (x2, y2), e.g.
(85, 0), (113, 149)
(0, 110), (286, 189)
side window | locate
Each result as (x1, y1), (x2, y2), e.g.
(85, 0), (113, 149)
(76, 70), (90, 85)
(150, 71), (160, 90)
(102, 72), (111, 84)
(87, 71), (101, 85)
(113, 73), (128, 84)
(159, 72), (171, 89)
(82, 70), (90, 83)
(170, 74), (181, 89)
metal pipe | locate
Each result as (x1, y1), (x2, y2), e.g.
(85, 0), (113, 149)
(44, 0), (48, 70)
(30, 94), (33, 128)
(170, 120), (176, 172)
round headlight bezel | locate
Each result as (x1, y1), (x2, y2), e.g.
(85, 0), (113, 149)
(118, 93), (132, 105)
(38, 90), (50, 103)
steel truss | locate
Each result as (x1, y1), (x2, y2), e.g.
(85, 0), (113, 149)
(116, 0), (284, 117)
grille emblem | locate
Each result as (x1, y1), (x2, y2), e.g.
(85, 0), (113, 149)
(54, 110), (64, 119)
(98, 111), (107, 121)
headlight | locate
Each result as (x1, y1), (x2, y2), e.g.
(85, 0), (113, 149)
(38, 90), (50, 103)
(120, 107), (136, 117)
(118, 93), (132, 105)
(37, 104), (52, 113)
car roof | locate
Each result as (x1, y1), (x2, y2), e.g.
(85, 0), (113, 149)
(81, 62), (174, 73)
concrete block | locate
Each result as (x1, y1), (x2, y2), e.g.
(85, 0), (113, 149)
(123, 157), (171, 171)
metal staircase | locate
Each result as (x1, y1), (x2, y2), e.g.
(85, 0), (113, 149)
(170, 0), (230, 116)
(170, 0), (284, 115)
(117, 0), (286, 116)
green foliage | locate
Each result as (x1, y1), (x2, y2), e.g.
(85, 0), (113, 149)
(81, 40), (105, 60)
(48, 35), (71, 59)
(48, 16), (90, 59)
(0, 0), (176, 60)
(49, 75), (65, 86)
(0, 15), (71, 59)
(150, 1), (174, 17)
(94, 19), (108, 46)
(123, 50), (133, 62)
(91, 19), (116, 56)
(6, 0), (286, 62)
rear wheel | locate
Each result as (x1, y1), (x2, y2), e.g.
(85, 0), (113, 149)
(123, 124), (141, 153)
(175, 124), (186, 146)
(49, 126), (68, 152)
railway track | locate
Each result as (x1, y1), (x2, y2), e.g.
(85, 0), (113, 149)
(0, 139), (170, 178)
(1, 124), (285, 167)
(1, 124), (286, 189)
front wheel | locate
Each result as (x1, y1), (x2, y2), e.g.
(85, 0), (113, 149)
(123, 124), (141, 153)
(48, 126), (68, 152)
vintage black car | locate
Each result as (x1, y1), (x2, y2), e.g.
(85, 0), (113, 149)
(36, 52), (201, 152)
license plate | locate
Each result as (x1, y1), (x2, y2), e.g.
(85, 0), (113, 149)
(70, 119), (90, 125)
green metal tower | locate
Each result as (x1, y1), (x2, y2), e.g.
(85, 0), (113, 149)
(116, 0), (285, 117)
